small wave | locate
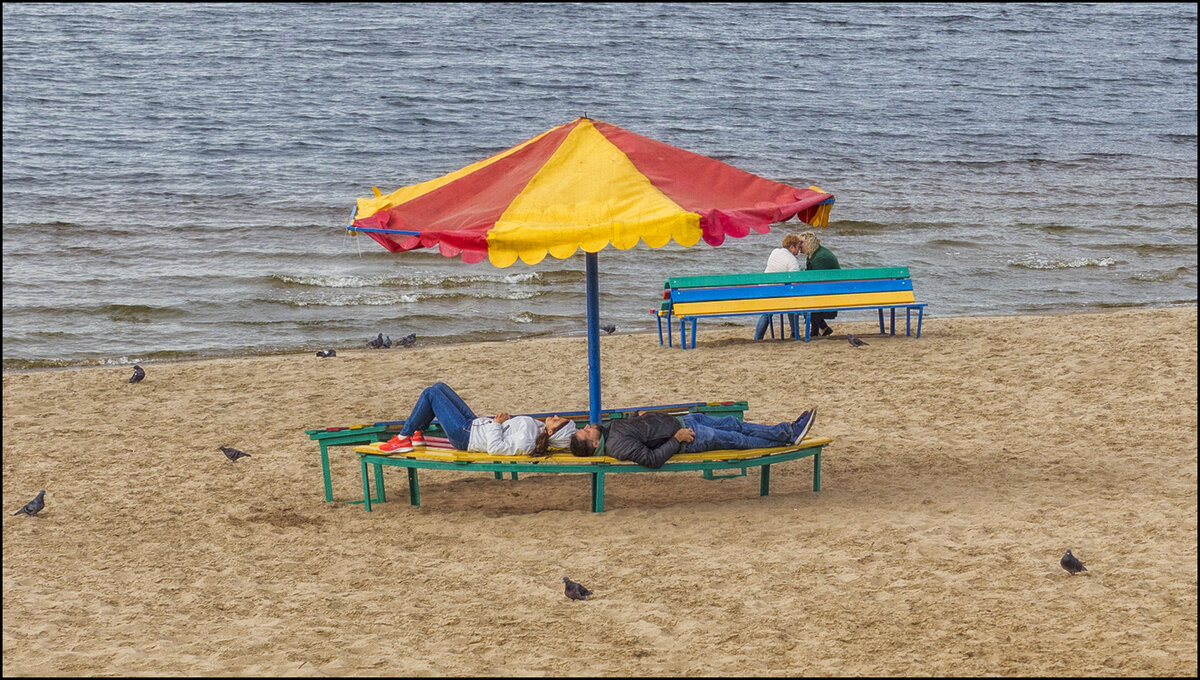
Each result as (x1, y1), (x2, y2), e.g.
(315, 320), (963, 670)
(1128, 266), (1195, 283)
(1008, 256), (1117, 270)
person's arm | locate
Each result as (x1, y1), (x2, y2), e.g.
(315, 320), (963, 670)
(477, 419), (522, 456)
(611, 425), (693, 469)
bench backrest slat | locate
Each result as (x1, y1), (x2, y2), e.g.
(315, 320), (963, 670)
(665, 267), (909, 290)
(671, 278), (913, 304)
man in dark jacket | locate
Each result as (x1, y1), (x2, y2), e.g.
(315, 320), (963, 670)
(799, 230), (841, 337)
(568, 409), (817, 469)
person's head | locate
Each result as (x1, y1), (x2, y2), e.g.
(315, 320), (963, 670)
(530, 415), (578, 457)
(798, 231), (820, 256)
(568, 423), (602, 457)
(781, 233), (802, 255)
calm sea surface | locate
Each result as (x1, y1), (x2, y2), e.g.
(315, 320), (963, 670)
(3, 3), (1196, 370)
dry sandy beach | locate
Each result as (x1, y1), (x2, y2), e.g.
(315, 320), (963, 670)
(3, 306), (1197, 676)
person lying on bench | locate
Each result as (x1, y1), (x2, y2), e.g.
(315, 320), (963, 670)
(379, 382), (576, 456)
(567, 408), (818, 469)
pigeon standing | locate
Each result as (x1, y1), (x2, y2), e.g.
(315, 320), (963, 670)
(367, 333), (384, 349)
(601, 324), (616, 335)
(1060, 549), (1087, 575)
(847, 334), (869, 347)
(316, 349), (336, 358)
(396, 333), (417, 348)
(129, 365), (145, 383)
(563, 576), (592, 601)
(220, 446), (251, 462)
(382, 335), (392, 348)
(13, 490), (46, 517)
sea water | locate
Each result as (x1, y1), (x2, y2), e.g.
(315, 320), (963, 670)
(2, 3), (1196, 370)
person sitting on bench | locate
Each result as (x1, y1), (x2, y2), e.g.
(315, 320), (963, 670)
(567, 408), (818, 469)
(379, 382), (576, 456)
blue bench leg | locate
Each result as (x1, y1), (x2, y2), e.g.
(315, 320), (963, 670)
(803, 313), (812, 342)
(890, 308), (896, 335)
(878, 309), (885, 334)
(917, 308), (923, 338)
(656, 314), (663, 346)
(690, 319), (697, 349)
(906, 307), (912, 336)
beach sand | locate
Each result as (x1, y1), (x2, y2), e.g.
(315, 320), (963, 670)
(3, 306), (1197, 676)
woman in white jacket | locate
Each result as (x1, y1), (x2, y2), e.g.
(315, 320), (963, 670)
(379, 382), (576, 456)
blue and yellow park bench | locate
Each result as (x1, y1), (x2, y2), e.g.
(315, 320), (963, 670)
(654, 266), (927, 349)
(305, 400), (752, 504)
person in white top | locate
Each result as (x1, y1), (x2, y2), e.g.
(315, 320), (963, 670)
(379, 382), (576, 456)
(754, 233), (802, 340)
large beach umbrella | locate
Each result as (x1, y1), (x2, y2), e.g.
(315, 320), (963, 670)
(348, 117), (834, 423)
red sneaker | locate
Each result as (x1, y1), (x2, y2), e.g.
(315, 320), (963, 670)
(379, 434), (414, 454)
(410, 430), (426, 448)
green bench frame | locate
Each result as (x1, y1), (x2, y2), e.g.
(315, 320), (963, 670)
(353, 438), (829, 513)
(654, 267), (926, 349)
(306, 400), (750, 504)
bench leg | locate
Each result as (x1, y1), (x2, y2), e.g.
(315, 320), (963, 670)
(916, 308), (924, 338)
(878, 308), (885, 334)
(803, 313), (812, 342)
(320, 443), (334, 502)
(890, 308), (897, 335)
(408, 467), (420, 506)
(360, 458), (373, 512)
(690, 318), (697, 349)
(678, 319), (686, 349)
(511, 472), (519, 480)
(813, 449), (822, 492)
(906, 307), (912, 336)
(760, 464), (771, 496)
(591, 472), (606, 512)
(374, 463), (386, 503)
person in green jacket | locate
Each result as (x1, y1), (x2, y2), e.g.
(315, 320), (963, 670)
(799, 231), (841, 337)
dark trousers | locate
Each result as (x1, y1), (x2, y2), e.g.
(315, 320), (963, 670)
(811, 310), (837, 332)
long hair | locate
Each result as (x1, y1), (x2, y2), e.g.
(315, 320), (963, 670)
(530, 430), (552, 457)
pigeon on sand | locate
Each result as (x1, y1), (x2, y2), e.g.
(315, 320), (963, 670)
(13, 490), (46, 516)
(129, 365), (146, 383)
(1061, 549), (1087, 575)
(563, 576), (592, 601)
(220, 446), (251, 462)
(847, 334), (869, 347)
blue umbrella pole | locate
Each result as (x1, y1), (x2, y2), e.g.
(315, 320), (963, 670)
(585, 252), (602, 424)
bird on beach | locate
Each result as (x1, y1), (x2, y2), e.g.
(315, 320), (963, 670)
(396, 333), (417, 347)
(13, 490), (46, 517)
(563, 576), (592, 601)
(129, 365), (145, 383)
(220, 446), (251, 462)
(382, 335), (392, 348)
(367, 333), (384, 349)
(1061, 549), (1087, 575)
(847, 334), (868, 347)
(316, 349), (336, 357)
(601, 324), (616, 335)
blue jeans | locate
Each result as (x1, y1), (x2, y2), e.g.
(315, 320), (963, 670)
(754, 313), (800, 340)
(680, 413), (794, 452)
(400, 382), (475, 450)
